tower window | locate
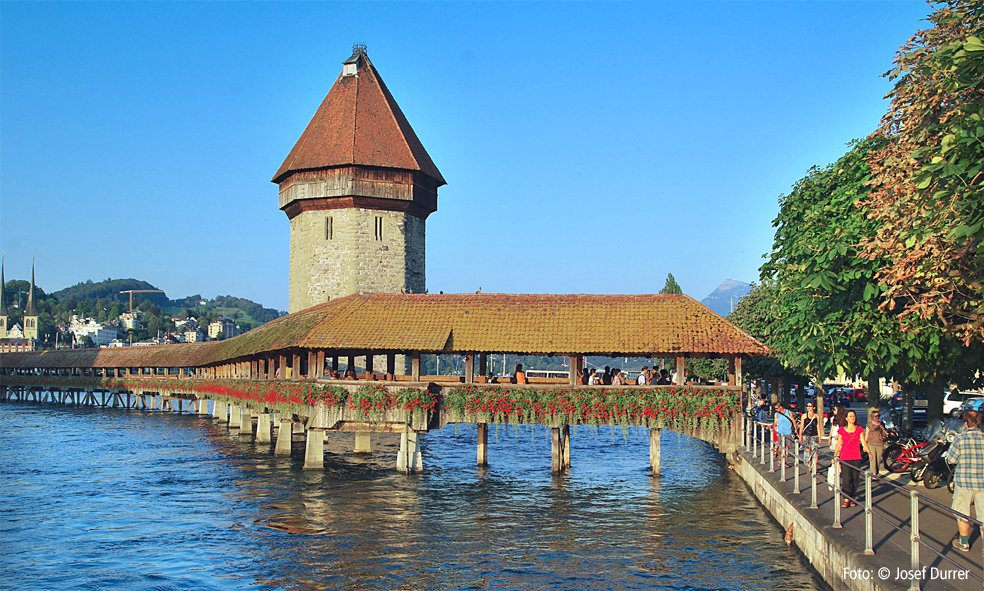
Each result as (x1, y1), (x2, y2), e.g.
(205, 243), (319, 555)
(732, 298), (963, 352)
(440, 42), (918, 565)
(326, 216), (333, 240)
(374, 216), (384, 241)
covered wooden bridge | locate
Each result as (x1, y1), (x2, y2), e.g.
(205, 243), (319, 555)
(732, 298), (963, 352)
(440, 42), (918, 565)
(0, 293), (768, 473)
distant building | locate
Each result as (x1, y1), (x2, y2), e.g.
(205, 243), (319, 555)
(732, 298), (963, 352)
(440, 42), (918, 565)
(70, 315), (118, 346)
(207, 317), (239, 340)
(119, 312), (140, 331)
(184, 329), (205, 343)
(174, 318), (199, 331)
(1, 258), (40, 348)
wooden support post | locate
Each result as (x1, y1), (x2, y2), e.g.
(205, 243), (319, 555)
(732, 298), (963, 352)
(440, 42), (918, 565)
(479, 353), (488, 378)
(477, 423), (489, 466)
(411, 352), (421, 381)
(386, 353), (396, 380)
(365, 353), (374, 377)
(675, 355), (686, 385)
(291, 353), (300, 380)
(551, 427), (564, 474)
(562, 424), (571, 468)
(650, 428), (661, 475)
(354, 432), (372, 454)
(316, 350), (325, 379)
(734, 356), (743, 388)
(347, 354), (356, 374)
(307, 350), (316, 379)
(332, 355), (339, 373)
(275, 420), (292, 455)
(304, 429), (325, 469)
(728, 357), (737, 387)
(256, 413), (271, 443)
(465, 354), (475, 384)
(569, 355), (582, 386)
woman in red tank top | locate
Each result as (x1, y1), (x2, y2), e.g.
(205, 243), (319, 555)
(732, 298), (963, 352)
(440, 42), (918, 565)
(835, 410), (871, 508)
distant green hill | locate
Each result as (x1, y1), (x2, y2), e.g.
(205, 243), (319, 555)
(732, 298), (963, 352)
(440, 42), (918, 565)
(48, 278), (283, 327)
(51, 278), (169, 307)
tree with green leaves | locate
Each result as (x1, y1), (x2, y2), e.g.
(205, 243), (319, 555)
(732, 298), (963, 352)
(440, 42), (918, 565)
(762, 138), (982, 419)
(659, 273), (682, 294)
(863, 0), (984, 345)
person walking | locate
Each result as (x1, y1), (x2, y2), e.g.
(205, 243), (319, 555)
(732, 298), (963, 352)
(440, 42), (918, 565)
(948, 410), (984, 552)
(834, 410), (870, 508)
(799, 401), (824, 469)
(773, 402), (797, 459)
(863, 410), (888, 476)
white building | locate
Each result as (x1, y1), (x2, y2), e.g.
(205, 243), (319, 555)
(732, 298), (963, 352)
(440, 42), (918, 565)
(119, 311), (141, 331)
(70, 316), (118, 346)
(174, 318), (199, 331)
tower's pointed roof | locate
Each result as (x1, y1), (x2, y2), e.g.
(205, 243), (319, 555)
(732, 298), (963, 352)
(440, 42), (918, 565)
(24, 260), (36, 317)
(273, 46), (445, 186)
(0, 257), (7, 316)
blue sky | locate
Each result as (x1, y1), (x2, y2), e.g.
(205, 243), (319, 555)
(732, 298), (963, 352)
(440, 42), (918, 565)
(1, 1), (931, 311)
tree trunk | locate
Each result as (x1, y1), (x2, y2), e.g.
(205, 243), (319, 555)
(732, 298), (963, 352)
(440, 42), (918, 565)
(866, 373), (881, 416)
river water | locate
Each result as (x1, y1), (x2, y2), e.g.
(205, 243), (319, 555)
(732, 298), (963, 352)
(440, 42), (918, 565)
(0, 401), (828, 590)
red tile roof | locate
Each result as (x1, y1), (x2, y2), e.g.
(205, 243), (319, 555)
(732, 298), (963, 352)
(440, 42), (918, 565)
(272, 48), (445, 185)
(0, 294), (767, 369)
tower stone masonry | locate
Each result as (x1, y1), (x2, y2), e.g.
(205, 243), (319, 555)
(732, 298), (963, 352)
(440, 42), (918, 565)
(274, 45), (445, 313)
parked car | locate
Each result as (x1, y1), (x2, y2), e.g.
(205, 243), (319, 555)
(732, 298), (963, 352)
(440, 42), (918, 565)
(956, 397), (984, 418)
(945, 391), (982, 417)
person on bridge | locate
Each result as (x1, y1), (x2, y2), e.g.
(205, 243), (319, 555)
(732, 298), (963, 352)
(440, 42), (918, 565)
(512, 364), (527, 385)
(948, 410), (984, 552)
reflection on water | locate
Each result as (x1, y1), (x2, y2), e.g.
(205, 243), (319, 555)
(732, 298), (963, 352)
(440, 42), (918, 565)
(0, 402), (828, 590)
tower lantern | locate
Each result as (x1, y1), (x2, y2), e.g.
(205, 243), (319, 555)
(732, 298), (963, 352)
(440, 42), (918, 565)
(273, 45), (445, 313)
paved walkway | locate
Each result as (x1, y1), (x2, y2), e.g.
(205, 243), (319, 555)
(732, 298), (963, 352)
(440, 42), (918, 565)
(742, 420), (984, 591)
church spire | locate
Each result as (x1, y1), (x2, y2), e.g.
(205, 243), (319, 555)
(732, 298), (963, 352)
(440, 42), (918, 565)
(25, 257), (37, 317)
(0, 254), (7, 317)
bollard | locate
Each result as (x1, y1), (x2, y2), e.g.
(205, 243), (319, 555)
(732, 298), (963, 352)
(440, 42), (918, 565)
(864, 471), (874, 555)
(760, 424), (766, 465)
(752, 421), (757, 458)
(793, 439), (800, 494)
(810, 455), (818, 509)
(910, 490), (920, 591)
(770, 434), (775, 473)
(833, 459), (842, 528)
(780, 435), (786, 480)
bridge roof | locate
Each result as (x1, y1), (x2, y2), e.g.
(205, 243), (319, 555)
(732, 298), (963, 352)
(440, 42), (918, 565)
(0, 294), (767, 369)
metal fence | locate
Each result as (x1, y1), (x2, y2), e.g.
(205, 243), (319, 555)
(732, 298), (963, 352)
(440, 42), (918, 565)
(742, 415), (984, 591)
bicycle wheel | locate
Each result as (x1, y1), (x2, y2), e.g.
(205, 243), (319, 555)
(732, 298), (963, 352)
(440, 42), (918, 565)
(885, 447), (908, 473)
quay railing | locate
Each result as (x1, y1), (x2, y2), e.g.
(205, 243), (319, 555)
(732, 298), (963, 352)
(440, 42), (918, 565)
(741, 414), (984, 591)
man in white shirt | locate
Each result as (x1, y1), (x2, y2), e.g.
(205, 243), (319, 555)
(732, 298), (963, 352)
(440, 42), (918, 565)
(637, 367), (650, 385)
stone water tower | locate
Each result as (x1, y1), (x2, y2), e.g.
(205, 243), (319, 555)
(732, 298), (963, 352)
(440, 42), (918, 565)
(273, 45), (445, 313)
